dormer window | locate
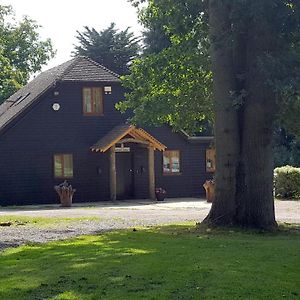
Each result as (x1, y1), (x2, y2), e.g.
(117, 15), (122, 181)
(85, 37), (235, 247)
(83, 87), (103, 115)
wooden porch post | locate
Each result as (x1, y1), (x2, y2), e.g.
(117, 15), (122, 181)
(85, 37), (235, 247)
(148, 145), (155, 200)
(110, 145), (116, 201)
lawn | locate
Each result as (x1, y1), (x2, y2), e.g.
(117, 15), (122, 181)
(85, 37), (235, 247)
(0, 215), (101, 228)
(0, 225), (299, 300)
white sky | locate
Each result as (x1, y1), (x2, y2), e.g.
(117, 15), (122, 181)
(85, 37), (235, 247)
(2, 0), (143, 70)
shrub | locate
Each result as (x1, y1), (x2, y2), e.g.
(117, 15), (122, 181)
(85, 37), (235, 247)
(274, 166), (300, 199)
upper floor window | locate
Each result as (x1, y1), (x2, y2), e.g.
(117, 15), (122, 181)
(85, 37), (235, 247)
(54, 154), (73, 178)
(83, 87), (103, 115)
(163, 150), (181, 174)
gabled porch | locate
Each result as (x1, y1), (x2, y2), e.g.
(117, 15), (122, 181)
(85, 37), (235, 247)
(90, 125), (166, 200)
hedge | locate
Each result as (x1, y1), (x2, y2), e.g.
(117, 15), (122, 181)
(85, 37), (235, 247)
(274, 166), (300, 199)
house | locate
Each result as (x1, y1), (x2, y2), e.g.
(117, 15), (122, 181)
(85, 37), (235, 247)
(0, 56), (214, 205)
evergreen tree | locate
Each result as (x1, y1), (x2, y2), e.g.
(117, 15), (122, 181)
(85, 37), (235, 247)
(73, 23), (141, 75)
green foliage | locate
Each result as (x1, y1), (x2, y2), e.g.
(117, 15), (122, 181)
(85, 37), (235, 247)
(274, 166), (300, 199)
(0, 225), (299, 299)
(117, 43), (213, 132)
(119, 0), (212, 133)
(0, 5), (55, 103)
(274, 128), (300, 167)
(279, 95), (300, 137)
(73, 23), (141, 75)
(137, 0), (172, 54)
(121, 0), (300, 136)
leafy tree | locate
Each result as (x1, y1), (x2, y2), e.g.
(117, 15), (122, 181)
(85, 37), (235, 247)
(138, 0), (171, 54)
(118, 0), (212, 133)
(274, 128), (300, 167)
(0, 5), (55, 103)
(120, 0), (300, 229)
(73, 23), (141, 75)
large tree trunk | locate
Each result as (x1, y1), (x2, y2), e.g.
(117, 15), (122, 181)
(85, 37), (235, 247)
(204, 0), (239, 225)
(204, 0), (277, 229)
(237, 12), (277, 229)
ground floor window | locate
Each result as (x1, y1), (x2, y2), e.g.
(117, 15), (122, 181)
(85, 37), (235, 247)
(54, 154), (73, 178)
(163, 150), (181, 174)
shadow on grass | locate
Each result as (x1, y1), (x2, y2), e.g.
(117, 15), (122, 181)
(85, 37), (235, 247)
(0, 225), (299, 300)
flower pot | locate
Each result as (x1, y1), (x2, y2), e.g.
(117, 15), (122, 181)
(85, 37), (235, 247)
(203, 180), (215, 203)
(54, 181), (76, 207)
(156, 193), (165, 201)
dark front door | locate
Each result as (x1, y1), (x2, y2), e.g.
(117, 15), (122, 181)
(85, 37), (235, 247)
(116, 152), (134, 199)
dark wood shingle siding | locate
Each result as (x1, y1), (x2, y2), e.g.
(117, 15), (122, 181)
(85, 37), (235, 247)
(0, 82), (126, 205)
(0, 80), (211, 205)
(148, 126), (211, 198)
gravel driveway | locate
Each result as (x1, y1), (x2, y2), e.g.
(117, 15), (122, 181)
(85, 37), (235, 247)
(0, 198), (299, 251)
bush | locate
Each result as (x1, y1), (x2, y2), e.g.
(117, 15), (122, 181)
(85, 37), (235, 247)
(274, 166), (300, 199)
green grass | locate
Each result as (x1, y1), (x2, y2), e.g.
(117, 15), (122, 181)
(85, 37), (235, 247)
(0, 225), (299, 300)
(0, 215), (101, 228)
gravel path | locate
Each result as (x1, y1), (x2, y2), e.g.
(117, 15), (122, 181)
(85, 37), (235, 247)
(0, 198), (299, 251)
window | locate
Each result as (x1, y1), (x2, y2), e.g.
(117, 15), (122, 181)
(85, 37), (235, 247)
(163, 150), (181, 174)
(83, 87), (103, 115)
(54, 154), (73, 178)
(206, 148), (216, 172)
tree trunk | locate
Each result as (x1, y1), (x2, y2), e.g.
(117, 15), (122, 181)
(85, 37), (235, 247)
(204, 0), (239, 225)
(236, 13), (277, 229)
(204, 0), (277, 230)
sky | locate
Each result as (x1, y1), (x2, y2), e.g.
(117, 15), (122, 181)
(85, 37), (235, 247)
(2, 0), (144, 70)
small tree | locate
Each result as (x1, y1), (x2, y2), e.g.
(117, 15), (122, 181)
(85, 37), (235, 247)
(0, 5), (55, 103)
(73, 23), (141, 75)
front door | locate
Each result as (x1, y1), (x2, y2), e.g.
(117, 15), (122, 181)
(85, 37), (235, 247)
(116, 152), (134, 199)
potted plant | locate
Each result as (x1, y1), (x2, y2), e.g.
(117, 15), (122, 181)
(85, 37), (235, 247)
(203, 179), (215, 203)
(54, 180), (76, 207)
(155, 187), (167, 201)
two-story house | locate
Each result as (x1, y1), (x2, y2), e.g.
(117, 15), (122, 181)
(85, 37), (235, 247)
(0, 56), (214, 205)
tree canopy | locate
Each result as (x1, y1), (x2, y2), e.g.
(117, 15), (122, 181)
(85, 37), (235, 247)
(119, 0), (300, 136)
(73, 23), (141, 75)
(118, 0), (212, 133)
(0, 5), (55, 103)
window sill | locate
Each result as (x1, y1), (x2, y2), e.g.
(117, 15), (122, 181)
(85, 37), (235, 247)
(163, 172), (182, 176)
(83, 113), (104, 116)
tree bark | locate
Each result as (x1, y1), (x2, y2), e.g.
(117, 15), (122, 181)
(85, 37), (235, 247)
(204, 0), (277, 229)
(237, 13), (277, 229)
(204, 0), (239, 225)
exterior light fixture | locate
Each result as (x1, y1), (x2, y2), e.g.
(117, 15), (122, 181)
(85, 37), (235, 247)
(52, 103), (60, 111)
(104, 86), (112, 94)
(54, 91), (59, 96)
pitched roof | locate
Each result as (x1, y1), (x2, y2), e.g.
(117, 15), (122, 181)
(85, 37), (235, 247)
(61, 56), (120, 82)
(91, 124), (166, 152)
(180, 130), (214, 142)
(0, 56), (120, 132)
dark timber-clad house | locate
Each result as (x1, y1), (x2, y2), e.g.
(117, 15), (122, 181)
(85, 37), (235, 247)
(0, 56), (214, 205)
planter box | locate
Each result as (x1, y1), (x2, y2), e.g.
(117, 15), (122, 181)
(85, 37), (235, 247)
(156, 194), (165, 201)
